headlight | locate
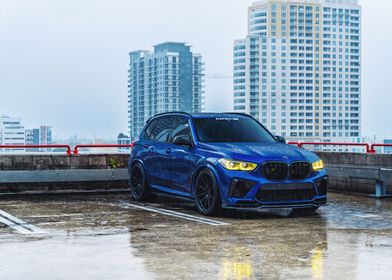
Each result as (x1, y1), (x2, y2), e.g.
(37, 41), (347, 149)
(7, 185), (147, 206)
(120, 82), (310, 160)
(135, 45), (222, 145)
(218, 158), (258, 171)
(312, 159), (324, 171)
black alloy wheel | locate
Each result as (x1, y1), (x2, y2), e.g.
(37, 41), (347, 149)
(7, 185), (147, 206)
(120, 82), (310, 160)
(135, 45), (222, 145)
(195, 169), (222, 216)
(130, 163), (149, 201)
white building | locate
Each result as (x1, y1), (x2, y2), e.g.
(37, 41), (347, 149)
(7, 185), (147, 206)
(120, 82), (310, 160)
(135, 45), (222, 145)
(128, 42), (205, 140)
(0, 115), (25, 152)
(117, 133), (131, 153)
(234, 0), (361, 143)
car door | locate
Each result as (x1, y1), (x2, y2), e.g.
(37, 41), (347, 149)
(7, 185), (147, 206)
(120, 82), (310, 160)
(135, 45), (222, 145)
(167, 117), (199, 196)
(143, 116), (175, 189)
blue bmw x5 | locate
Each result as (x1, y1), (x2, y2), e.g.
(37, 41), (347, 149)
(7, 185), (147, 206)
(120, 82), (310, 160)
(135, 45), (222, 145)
(129, 112), (328, 216)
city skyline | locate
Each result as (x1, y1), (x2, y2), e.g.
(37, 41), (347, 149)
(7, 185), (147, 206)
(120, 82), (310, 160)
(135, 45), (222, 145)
(0, 0), (391, 140)
(0, 114), (53, 152)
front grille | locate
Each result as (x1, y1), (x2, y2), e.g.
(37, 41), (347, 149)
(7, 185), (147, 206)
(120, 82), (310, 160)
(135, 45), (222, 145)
(262, 162), (288, 180)
(290, 162), (311, 180)
(262, 161), (311, 181)
(256, 183), (315, 202)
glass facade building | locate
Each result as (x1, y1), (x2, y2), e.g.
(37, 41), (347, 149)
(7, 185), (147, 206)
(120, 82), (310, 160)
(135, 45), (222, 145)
(128, 42), (204, 140)
(234, 0), (361, 142)
(25, 126), (52, 152)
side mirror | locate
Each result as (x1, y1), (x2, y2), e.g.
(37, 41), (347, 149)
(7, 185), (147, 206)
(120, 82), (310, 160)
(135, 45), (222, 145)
(275, 135), (286, 144)
(173, 135), (193, 147)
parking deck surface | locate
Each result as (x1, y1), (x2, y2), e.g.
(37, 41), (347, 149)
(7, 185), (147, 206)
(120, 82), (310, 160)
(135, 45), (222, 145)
(0, 193), (392, 280)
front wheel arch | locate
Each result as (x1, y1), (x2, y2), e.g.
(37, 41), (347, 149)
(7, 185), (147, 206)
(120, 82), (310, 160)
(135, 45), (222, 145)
(191, 163), (220, 197)
(194, 167), (222, 216)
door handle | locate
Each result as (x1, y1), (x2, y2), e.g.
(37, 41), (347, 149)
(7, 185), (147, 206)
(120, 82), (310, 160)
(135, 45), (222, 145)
(144, 144), (154, 152)
(165, 148), (171, 153)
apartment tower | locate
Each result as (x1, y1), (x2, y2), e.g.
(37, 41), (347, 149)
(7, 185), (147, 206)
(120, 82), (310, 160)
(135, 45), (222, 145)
(128, 42), (204, 140)
(234, 0), (361, 142)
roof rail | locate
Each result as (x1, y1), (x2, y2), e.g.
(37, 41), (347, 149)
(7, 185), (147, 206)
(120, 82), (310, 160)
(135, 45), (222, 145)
(146, 111), (192, 123)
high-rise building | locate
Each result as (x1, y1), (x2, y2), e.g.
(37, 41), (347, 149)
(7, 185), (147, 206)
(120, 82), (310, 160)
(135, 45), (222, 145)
(0, 115), (25, 152)
(25, 128), (40, 152)
(26, 126), (53, 152)
(25, 129), (40, 145)
(39, 126), (52, 145)
(128, 42), (204, 140)
(234, 0), (361, 142)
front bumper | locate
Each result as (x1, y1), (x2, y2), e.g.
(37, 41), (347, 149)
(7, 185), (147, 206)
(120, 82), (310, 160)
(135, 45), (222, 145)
(222, 199), (326, 211)
(215, 165), (328, 210)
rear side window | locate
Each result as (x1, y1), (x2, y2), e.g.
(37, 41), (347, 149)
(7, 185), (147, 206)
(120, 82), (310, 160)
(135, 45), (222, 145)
(142, 119), (158, 140)
(150, 117), (173, 142)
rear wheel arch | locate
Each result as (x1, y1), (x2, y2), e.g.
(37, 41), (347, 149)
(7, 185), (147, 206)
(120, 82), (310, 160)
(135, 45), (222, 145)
(129, 161), (156, 202)
(129, 159), (147, 174)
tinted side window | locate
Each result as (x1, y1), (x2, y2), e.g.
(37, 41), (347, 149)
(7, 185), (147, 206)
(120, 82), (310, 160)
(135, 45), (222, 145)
(150, 118), (171, 142)
(149, 117), (175, 143)
(149, 116), (190, 143)
(155, 127), (171, 142)
(170, 118), (191, 143)
(142, 119), (158, 140)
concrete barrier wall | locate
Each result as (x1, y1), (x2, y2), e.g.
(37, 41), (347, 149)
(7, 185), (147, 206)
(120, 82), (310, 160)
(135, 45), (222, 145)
(0, 154), (130, 195)
(316, 152), (392, 195)
(0, 154), (129, 170)
(0, 152), (391, 196)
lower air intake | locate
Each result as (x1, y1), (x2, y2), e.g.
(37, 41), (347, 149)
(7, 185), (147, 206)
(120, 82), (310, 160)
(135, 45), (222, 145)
(256, 183), (315, 202)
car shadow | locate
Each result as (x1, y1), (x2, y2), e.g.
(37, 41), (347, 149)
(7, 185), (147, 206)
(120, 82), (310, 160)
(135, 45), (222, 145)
(149, 195), (323, 220)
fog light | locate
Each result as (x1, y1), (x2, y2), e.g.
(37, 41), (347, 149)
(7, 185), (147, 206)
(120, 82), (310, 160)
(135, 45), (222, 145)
(316, 178), (328, 195)
(228, 179), (255, 198)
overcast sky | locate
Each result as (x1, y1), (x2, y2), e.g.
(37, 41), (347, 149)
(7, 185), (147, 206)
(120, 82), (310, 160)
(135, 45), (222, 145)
(0, 0), (391, 140)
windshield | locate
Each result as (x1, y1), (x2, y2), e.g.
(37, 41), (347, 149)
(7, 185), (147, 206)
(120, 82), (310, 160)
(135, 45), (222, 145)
(192, 116), (277, 143)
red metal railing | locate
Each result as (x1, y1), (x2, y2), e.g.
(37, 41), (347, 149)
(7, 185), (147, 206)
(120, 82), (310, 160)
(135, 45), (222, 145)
(288, 141), (300, 147)
(0, 143), (391, 155)
(0, 145), (72, 155)
(73, 144), (133, 155)
(297, 142), (372, 153)
(370, 144), (392, 154)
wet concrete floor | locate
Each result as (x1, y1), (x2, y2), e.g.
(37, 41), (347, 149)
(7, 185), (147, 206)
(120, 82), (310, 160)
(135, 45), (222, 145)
(0, 193), (391, 280)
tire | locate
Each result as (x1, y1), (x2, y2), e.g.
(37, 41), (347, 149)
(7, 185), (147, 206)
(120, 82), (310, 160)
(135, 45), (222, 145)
(195, 169), (222, 216)
(129, 162), (152, 201)
(291, 206), (319, 216)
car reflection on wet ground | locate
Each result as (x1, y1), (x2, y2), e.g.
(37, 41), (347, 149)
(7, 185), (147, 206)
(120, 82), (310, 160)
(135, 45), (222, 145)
(0, 193), (391, 280)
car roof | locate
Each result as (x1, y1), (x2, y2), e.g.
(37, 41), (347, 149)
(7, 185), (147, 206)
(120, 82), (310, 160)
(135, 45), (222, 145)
(147, 112), (251, 122)
(190, 112), (250, 119)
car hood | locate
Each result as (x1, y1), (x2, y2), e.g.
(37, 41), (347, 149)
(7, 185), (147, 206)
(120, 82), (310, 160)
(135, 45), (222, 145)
(198, 142), (319, 163)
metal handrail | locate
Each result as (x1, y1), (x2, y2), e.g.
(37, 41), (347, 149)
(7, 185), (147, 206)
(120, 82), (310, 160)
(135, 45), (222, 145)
(287, 142), (300, 147)
(0, 143), (391, 155)
(371, 144), (392, 154)
(297, 142), (371, 153)
(73, 144), (133, 155)
(0, 145), (72, 155)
